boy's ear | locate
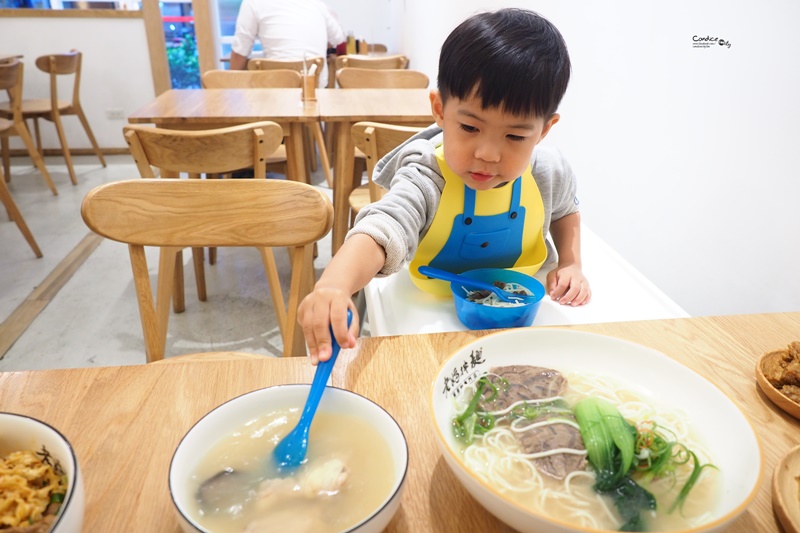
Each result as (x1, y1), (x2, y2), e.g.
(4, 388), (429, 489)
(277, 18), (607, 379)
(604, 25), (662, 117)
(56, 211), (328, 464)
(538, 114), (560, 142)
(429, 90), (445, 127)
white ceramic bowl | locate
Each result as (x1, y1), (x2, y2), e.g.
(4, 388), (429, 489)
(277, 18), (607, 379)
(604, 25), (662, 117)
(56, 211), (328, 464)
(430, 328), (761, 533)
(170, 384), (408, 533)
(0, 412), (85, 532)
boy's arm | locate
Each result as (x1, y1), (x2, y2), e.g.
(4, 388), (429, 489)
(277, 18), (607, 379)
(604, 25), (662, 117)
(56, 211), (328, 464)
(546, 212), (591, 306)
(298, 234), (386, 363)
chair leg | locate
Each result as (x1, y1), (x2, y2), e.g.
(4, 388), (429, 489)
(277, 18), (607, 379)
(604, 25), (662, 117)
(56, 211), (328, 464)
(172, 250), (185, 313)
(311, 122), (333, 188)
(304, 125), (317, 172)
(258, 247), (287, 341)
(32, 118), (43, 157)
(1, 137), (10, 184)
(0, 177), (42, 258)
(15, 123), (58, 195)
(283, 244), (314, 357)
(192, 247), (207, 302)
(50, 110), (78, 185)
(154, 247), (180, 361)
(75, 106), (106, 167)
(187, 172), (207, 302)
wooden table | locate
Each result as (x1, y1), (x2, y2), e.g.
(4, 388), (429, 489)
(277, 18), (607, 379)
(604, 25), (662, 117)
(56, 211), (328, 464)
(1, 312), (797, 531)
(317, 87), (434, 252)
(128, 88), (318, 183)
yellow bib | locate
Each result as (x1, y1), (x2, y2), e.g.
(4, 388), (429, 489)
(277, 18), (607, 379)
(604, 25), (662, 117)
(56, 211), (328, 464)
(409, 145), (548, 296)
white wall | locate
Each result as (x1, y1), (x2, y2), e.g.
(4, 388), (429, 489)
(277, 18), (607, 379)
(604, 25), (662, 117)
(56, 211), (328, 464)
(397, 0), (800, 318)
(325, 0), (397, 54)
(0, 16), (155, 150)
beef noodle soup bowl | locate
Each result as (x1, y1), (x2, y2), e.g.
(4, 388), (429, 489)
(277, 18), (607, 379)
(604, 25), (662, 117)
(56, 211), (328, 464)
(170, 385), (408, 533)
(430, 329), (761, 533)
(0, 412), (85, 533)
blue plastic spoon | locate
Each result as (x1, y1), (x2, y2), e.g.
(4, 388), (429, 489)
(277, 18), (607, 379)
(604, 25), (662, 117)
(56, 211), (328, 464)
(418, 265), (537, 304)
(272, 309), (353, 471)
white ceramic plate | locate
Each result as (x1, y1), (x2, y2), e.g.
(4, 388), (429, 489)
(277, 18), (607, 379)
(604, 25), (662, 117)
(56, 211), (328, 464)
(429, 328), (762, 533)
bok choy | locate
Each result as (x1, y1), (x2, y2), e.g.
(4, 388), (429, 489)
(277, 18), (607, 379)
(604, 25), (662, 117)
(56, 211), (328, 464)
(574, 397), (656, 531)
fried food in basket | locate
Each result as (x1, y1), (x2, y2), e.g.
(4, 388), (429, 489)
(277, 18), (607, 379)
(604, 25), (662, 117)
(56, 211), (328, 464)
(761, 341), (800, 403)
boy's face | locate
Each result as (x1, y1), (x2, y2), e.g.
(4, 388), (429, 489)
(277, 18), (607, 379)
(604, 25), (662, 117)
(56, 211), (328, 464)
(430, 90), (559, 191)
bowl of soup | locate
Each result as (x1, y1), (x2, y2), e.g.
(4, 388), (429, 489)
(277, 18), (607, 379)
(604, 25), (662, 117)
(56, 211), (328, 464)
(170, 385), (408, 533)
(429, 328), (761, 533)
(450, 268), (545, 330)
(0, 412), (84, 533)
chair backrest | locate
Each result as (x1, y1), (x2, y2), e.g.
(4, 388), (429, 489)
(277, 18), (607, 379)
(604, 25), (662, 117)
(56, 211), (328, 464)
(334, 54), (409, 71)
(81, 179), (333, 361)
(123, 121), (284, 179)
(35, 49), (82, 109)
(336, 68), (429, 89)
(201, 69), (302, 89)
(368, 43), (388, 53)
(351, 121), (425, 202)
(0, 59), (23, 124)
(247, 56), (324, 86)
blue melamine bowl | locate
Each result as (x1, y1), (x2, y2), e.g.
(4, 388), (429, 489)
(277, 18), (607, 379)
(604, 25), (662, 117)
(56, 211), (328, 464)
(450, 268), (545, 330)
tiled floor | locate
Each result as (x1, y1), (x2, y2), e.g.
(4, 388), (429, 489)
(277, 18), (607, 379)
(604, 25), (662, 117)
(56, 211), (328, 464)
(0, 155), (337, 371)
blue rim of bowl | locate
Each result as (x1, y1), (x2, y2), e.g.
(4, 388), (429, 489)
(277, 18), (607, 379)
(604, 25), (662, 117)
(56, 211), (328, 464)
(169, 384), (409, 533)
(0, 411), (80, 530)
(427, 328), (764, 533)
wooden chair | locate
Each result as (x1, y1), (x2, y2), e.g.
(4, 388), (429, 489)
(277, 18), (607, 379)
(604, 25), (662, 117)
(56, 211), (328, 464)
(201, 68), (302, 89)
(244, 57), (332, 187)
(0, 50), (105, 187)
(349, 122), (424, 226)
(334, 54), (409, 72)
(368, 43), (388, 53)
(0, 59), (58, 195)
(0, 164), (42, 258)
(201, 69), (304, 180)
(122, 121), (283, 319)
(336, 68), (429, 89)
(81, 178), (333, 361)
(336, 68), (430, 194)
(247, 56), (325, 78)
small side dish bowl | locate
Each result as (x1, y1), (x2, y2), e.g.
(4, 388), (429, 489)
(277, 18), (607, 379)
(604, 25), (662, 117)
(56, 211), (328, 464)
(773, 444), (800, 533)
(0, 412), (85, 533)
(450, 268), (545, 330)
(430, 328), (761, 533)
(755, 344), (800, 419)
(170, 385), (408, 533)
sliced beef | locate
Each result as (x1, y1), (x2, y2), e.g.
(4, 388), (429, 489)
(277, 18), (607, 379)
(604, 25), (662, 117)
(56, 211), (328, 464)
(518, 411), (587, 479)
(481, 365), (567, 410)
(481, 365), (586, 479)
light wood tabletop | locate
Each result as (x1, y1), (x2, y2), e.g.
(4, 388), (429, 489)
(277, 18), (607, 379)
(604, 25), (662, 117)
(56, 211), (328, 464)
(316, 87), (434, 253)
(1, 312), (797, 532)
(128, 88), (317, 183)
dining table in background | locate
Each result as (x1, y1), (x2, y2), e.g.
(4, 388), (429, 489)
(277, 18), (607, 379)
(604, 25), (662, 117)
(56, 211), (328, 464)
(128, 88), (317, 183)
(317, 87), (434, 253)
(1, 312), (798, 532)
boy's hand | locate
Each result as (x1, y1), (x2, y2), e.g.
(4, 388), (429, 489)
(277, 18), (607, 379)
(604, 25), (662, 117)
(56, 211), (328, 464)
(546, 264), (591, 306)
(298, 287), (359, 365)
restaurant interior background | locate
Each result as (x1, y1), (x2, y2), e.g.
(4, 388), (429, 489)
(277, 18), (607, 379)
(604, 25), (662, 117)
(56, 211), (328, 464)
(1, 0), (798, 320)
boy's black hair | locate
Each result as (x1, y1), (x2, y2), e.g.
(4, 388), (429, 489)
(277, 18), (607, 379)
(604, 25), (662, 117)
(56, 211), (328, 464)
(437, 8), (571, 119)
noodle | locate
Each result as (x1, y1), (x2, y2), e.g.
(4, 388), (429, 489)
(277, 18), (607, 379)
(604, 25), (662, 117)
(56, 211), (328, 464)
(463, 282), (533, 308)
(454, 370), (719, 531)
(0, 448), (67, 529)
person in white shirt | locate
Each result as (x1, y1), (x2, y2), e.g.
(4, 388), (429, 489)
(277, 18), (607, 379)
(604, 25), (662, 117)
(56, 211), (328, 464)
(229, 0), (345, 87)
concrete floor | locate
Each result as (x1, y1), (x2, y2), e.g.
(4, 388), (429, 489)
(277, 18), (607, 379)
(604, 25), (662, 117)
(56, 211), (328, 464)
(0, 155), (338, 371)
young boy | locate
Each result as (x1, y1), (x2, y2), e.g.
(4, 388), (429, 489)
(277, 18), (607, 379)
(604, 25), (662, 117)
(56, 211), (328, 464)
(299, 8), (591, 362)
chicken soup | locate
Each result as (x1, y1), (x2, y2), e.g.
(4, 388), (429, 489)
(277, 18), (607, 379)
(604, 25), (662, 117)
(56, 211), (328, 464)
(188, 409), (395, 533)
